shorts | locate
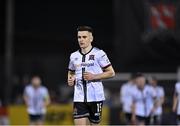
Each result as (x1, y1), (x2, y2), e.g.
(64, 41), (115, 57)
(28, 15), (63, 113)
(136, 115), (150, 125)
(73, 101), (103, 124)
(124, 113), (132, 124)
(28, 114), (45, 122)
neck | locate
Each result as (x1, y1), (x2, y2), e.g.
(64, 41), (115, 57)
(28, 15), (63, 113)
(81, 45), (92, 54)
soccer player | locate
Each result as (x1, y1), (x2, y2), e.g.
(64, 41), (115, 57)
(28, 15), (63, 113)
(67, 26), (115, 125)
(131, 73), (156, 125)
(173, 81), (180, 125)
(120, 73), (136, 125)
(23, 75), (50, 125)
(148, 76), (165, 125)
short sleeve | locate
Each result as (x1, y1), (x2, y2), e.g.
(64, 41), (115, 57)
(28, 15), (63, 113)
(68, 54), (75, 72)
(175, 83), (179, 96)
(151, 87), (157, 98)
(43, 87), (50, 99)
(23, 86), (28, 96)
(159, 87), (165, 97)
(98, 50), (111, 69)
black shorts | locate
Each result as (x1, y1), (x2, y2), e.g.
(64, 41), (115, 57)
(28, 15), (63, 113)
(136, 115), (150, 125)
(73, 101), (103, 124)
(29, 114), (45, 122)
(124, 113), (132, 123)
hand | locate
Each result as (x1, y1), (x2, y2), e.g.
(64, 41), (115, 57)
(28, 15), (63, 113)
(150, 107), (156, 115)
(83, 72), (95, 81)
(68, 76), (75, 86)
(172, 107), (176, 113)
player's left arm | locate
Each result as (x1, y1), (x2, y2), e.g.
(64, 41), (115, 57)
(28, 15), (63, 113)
(83, 65), (115, 81)
(43, 89), (51, 107)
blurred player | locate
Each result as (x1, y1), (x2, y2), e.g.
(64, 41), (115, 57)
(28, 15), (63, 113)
(131, 73), (156, 126)
(148, 76), (165, 125)
(23, 75), (50, 125)
(67, 26), (115, 125)
(120, 73), (136, 125)
(173, 81), (180, 125)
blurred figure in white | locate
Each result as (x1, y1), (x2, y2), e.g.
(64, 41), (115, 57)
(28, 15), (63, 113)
(148, 76), (165, 125)
(120, 73), (137, 125)
(23, 75), (50, 125)
(172, 80), (180, 125)
(131, 73), (156, 126)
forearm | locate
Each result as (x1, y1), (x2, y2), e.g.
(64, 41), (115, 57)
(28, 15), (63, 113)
(93, 66), (115, 80)
(173, 95), (178, 111)
(44, 98), (50, 106)
(23, 96), (29, 106)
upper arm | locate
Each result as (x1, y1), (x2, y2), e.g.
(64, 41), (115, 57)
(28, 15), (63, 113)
(97, 50), (111, 69)
(68, 54), (75, 72)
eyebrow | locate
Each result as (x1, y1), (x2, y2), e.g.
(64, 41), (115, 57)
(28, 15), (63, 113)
(78, 35), (87, 38)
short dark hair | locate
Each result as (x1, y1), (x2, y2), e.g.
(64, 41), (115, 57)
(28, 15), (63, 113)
(77, 26), (93, 33)
(134, 72), (145, 78)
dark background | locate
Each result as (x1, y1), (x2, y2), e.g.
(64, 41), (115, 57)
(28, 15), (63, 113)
(0, 0), (180, 104)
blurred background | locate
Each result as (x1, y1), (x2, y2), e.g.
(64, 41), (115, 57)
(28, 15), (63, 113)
(0, 0), (180, 125)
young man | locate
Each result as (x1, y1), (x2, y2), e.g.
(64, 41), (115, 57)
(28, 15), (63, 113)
(148, 76), (165, 125)
(23, 75), (50, 125)
(120, 73), (137, 125)
(67, 26), (115, 125)
(131, 73), (156, 126)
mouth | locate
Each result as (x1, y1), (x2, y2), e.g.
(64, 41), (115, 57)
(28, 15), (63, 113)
(79, 43), (85, 46)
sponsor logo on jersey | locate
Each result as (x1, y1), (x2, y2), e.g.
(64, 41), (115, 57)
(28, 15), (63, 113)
(81, 62), (94, 67)
(88, 55), (95, 60)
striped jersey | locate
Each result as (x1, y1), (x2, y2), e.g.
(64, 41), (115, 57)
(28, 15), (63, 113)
(120, 82), (136, 113)
(68, 47), (111, 102)
(175, 82), (180, 115)
(24, 85), (49, 115)
(132, 85), (156, 117)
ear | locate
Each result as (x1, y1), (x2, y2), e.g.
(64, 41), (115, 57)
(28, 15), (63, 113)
(90, 34), (93, 43)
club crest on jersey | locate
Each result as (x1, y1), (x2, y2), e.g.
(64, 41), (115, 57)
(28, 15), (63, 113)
(88, 55), (95, 60)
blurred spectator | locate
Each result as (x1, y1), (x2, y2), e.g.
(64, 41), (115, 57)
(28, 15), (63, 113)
(148, 76), (165, 125)
(172, 80), (180, 125)
(23, 75), (50, 125)
(120, 73), (137, 125)
(131, 73), (156, 125)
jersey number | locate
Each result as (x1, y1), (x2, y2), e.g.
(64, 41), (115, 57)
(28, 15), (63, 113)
(97, 103), (102, 113)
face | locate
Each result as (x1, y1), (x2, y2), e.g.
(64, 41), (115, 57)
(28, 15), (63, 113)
(77, 31), (93, 49)
(148, 79), (157, 87)
(31, 76), (41, 88)
(135, 76), (146, 89)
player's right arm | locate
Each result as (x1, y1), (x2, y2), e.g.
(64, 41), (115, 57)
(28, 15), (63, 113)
(67, 53), (76, 86)
(23, 88), (29, 106)
(67, 71), (75, 86)
(173, 84), (178, 112)
(173, 91), (178, 112)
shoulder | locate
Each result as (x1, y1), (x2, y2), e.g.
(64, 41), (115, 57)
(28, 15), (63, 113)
(145, 85), (154, 91)
(25, 84), (32, 90)
(176, 82), (180, 86)
(70, 50), (80, 57)
(157, 85), (164, 90)
(40, 85), (48, 91)
(92, 47), (104, 54)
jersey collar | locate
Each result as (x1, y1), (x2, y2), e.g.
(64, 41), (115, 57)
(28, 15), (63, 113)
(79, 46), (94, 56)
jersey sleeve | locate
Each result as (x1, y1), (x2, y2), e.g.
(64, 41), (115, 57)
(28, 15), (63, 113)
(68, 54), (75, 72)
(175, 83), (179, 96)
(23, 86), (28, 96)
(43, 87), (50, 100)
(151, 86), (157, 98)
(97, 50), (111, 69)
(159, 87), (165, 97)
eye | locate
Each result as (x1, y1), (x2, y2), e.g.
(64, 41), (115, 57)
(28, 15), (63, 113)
(78, 36), (81, 39)
(82, 36), (87, 39)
